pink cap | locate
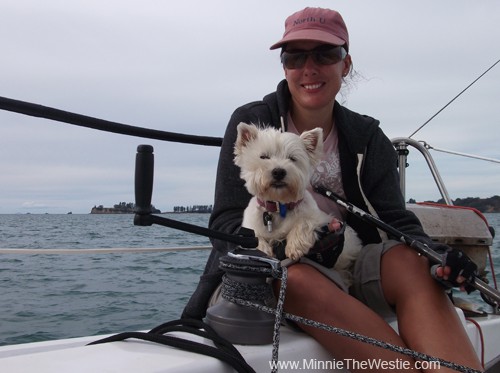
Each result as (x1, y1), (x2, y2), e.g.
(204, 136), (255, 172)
(270, 7), (349, 51)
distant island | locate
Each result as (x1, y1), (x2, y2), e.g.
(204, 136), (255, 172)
(90, 198), (499, 214)
(90, 203), (213, 214)
(90, 202), (161, 214)
(408, 195), (500, 213)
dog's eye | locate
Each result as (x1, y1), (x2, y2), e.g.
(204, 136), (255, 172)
(288, 155), (297, 162)
(260, 154), (270, 160)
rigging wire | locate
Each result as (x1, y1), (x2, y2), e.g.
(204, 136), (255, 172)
(409, 58), (500, 139)
(421, 142), (500, 164)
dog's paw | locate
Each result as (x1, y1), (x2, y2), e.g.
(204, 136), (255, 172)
(285, 229), (318, 260)
(285, 244), (309, 261)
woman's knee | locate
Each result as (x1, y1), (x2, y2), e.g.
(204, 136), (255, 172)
(275, 263), (344, 301)
(381, 244), (430, 276)
(380, 244), (436, 302)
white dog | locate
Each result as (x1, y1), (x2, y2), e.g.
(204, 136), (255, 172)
(234, 122), (362, 285)
(234, 122), (332, 261)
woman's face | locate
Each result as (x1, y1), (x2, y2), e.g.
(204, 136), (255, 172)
(283, 40), (351, 113)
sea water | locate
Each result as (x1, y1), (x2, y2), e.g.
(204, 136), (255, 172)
(0, 213), (211, 346)
(0, 213), (499, 346)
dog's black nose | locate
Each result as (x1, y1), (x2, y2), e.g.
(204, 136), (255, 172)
(272, 168), (286, 181)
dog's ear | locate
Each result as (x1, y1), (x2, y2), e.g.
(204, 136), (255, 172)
(300, 127), (324, 163)
(235, 122), (259, 150)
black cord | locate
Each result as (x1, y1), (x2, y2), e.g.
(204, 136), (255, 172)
(0, 96), (223, 147)
(88, 318), (255, 373)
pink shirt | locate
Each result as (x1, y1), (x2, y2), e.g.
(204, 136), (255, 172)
(287, 113), (346, 221)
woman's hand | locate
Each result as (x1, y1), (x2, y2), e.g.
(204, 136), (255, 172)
(432, 247), (478, 292)
(306, 218), (346, 268)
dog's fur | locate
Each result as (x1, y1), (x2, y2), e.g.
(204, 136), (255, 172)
(234, 122), (362, 285)
(234, 122), (331, 260)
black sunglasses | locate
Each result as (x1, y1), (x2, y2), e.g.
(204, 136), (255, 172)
(281, 45), (347, 69)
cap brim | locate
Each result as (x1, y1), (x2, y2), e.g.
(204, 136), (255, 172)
(270, 29), (346, 50)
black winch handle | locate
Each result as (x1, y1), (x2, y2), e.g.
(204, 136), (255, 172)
(315, 186), (500, 305)
(134, 144), (154, 216)
(133, 145), (258, 249)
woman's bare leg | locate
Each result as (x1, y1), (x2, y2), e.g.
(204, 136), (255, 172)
(381, 244), (483, 372)
(277, 263), (417, 373)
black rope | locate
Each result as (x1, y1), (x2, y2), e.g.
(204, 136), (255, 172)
(148, 319), (246, 361)
(0, 96), (223, 147)
(270, 266), (287, 373)
(221, 275), (274, 301)
(88, 318), (255, 373)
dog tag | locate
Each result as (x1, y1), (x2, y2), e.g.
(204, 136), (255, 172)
(263, 211), (273, 232)
(278, 203), (287, 218)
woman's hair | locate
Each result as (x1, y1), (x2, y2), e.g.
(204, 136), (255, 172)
(339, 61), (359, 103)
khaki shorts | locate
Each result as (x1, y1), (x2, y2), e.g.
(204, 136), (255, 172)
(351, 239), (401, 318)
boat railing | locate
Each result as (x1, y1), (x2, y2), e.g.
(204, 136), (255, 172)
(392, 137), (453, 205)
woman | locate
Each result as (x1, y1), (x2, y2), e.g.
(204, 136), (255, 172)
(183, 7), (482, 372)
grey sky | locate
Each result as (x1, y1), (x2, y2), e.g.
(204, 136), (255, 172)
(1, 0), (499, 214)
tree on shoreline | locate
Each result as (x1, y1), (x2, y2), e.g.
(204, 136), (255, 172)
(173, 205), (213, 213)
(408, 195), (500, 213)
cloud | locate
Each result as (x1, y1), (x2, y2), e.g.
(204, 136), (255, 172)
(1, 0), (499, 214)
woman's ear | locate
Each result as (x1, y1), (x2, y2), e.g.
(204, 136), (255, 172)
(342, 54), (352, 77)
